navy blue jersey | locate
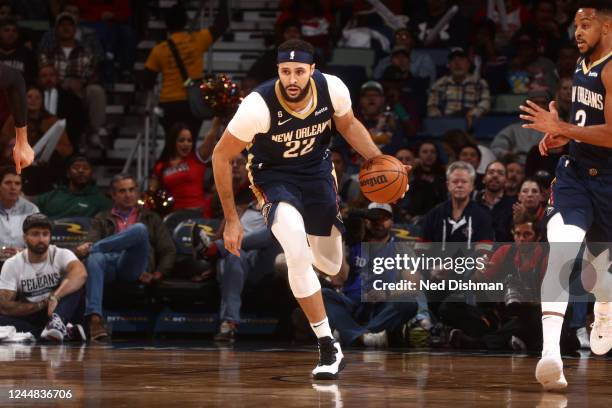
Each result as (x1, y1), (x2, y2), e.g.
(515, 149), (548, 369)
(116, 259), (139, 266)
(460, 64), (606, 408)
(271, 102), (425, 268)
(570, 53), (612, 169)
(246, 70), (336, 179)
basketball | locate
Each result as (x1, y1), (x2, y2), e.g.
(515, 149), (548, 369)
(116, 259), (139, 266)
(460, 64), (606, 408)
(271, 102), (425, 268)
(359, 155), (409, 203)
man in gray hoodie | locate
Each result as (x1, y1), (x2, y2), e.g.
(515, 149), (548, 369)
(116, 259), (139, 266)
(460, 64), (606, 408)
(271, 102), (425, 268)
(0, 166), (38, 259)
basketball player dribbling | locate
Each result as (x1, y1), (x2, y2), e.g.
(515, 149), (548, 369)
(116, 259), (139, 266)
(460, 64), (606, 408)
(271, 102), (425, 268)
(0, 64), (33, 173)
(520, 0), (612, 390)
(212, 39), (409, 379)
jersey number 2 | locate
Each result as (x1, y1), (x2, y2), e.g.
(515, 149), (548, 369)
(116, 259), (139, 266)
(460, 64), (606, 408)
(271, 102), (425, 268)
(283, 138), (316, 158)
(575, 109), (586, 127)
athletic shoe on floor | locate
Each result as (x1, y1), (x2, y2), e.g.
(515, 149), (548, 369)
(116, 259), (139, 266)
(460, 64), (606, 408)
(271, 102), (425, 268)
(40, 314), (67, 342)
(590, 311), (612, 355)
(535, 354), (567, 390)
(312, 336), (345, 380)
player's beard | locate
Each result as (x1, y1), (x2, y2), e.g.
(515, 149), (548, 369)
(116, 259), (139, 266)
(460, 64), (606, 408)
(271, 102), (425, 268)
(581, 40), (599, 59)
(27, 241), (49, 255)
(280, 79), (311, 103)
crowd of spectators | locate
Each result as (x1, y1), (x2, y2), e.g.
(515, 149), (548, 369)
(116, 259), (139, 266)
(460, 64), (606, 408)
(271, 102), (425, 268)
(0, 1), (594, 352)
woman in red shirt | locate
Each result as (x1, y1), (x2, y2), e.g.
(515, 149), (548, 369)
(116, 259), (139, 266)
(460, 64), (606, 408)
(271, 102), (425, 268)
(150, 119), (220, 217)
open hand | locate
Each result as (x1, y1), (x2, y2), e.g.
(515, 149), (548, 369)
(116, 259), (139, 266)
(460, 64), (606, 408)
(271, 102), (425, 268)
(519, 100), (563, 135)
(223, 219), (244, 257)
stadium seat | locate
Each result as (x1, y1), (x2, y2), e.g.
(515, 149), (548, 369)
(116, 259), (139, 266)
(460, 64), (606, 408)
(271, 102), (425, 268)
(51, 217), (92, 249)
(421, 117), (467, 137)
(162, 209), (203, 235)
(329, 47), (376, 77)
(494, 93), (527, 113)
(473, 115), (521, 141)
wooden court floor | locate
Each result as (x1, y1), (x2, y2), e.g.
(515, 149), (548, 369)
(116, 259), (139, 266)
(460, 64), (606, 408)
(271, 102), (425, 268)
(0, 341), (609, 407)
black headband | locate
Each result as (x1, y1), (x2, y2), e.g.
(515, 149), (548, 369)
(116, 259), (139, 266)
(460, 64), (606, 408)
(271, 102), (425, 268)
(277, 50), (313, 64)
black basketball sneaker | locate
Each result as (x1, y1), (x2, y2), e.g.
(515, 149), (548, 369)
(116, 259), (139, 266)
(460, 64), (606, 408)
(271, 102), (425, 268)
(312, 336), (345, 380)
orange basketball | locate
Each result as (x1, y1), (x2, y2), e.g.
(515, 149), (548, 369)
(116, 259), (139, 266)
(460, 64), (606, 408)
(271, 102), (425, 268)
(359, 155), (408, 203)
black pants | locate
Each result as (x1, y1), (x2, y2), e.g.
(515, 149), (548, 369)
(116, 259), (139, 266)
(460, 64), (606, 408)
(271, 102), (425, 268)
(159, 100), (203, 142)
(0, 287), (85, 337)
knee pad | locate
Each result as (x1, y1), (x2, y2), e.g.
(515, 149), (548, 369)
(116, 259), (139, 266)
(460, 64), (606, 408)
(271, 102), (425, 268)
(272, 202), (321, 298)
(309, 227), (343, 276)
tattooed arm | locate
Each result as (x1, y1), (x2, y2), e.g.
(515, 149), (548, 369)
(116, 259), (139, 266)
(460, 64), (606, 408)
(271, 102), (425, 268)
(0, 289), (46, 317)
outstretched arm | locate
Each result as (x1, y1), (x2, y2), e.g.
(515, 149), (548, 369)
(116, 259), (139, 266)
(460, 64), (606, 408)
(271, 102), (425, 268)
(0, 65), (33, 173)
(520, 63), (612, 148)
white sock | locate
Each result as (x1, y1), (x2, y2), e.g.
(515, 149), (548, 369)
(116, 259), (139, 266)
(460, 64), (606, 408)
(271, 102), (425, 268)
(542, 315), (564, 357)
(310, 317), (333, 339)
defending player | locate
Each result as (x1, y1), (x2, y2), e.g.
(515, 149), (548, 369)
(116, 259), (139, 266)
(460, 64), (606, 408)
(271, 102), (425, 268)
(212, 39), (392, 379)
(520, 0), (612, 390)
(0, 64), (33, 173)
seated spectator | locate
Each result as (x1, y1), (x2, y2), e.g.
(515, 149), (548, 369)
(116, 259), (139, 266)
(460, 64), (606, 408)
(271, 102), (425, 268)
(38, 12), (107, 150)
(0, 166), (38, 259)
(0, 214), (87, 341)
(1, 85), (73, 195)
(373, 27), (436, 87)
(395, 147), (415, 167)
(33, 155), (112, 218)
(74, 174), (176, 341)
(416, 161), (495, 341)
(411, 0), (469, 48)
(398, 141), (447, 220)
(331, 149), (360, 206)
(356, 80), (405, 153)
(380, 48), (428, 133)
(143, 2), (229, 138)
(507, 30), (558, 94)
(458, 143), (483, 190)
(513, 178), (546, 224)
(473, 161), (516, 242)
(452, 213), (546, 351)
(416, 160), (494, 251)
(504, 160), (526, 197)
(490, 90), (549, 164)
(427, 48), (491, 128)
(37, 2), (104, 68)
(150, 120), (218, 217)
(323, 203), (418, 347)
(0, 17), (37, 85)
(193, 199), (280, 341)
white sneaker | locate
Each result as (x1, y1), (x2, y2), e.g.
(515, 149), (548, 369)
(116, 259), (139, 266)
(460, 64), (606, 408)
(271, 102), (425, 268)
(590, 312), (612, 355)
(535, 355), (567, 390)
(576, 327), (590, 349)
(312, 337), (345, 380)
(40, 314), (67, 342)
(362, 331), (388, 348)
